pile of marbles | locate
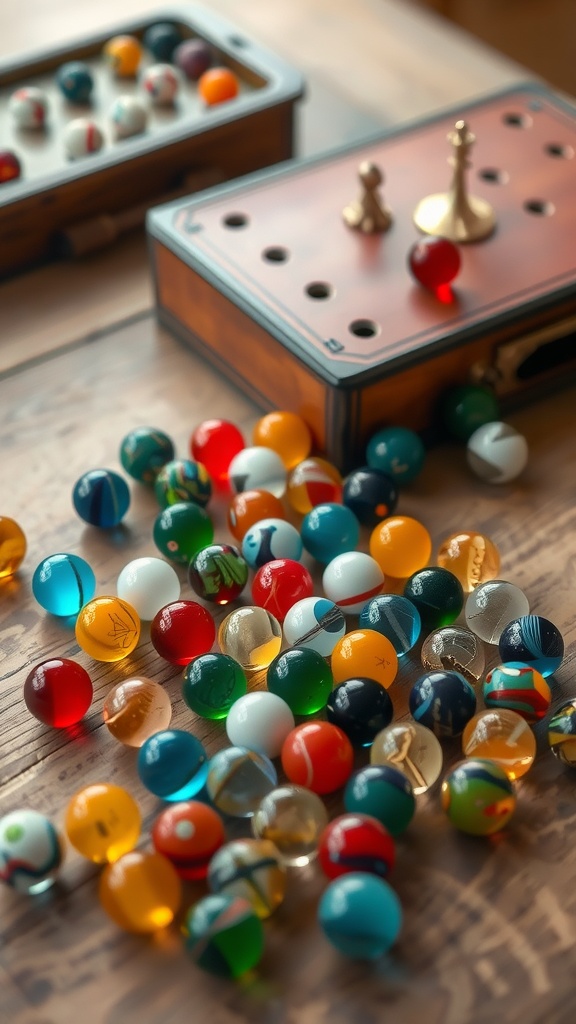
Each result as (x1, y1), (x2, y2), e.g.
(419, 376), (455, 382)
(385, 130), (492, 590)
(0, 385), (572, 976)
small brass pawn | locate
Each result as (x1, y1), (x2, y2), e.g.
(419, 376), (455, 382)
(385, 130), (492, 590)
(342, 161), (392, 234)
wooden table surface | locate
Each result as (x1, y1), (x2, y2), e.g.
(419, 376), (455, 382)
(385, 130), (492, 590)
(2, 4), (575, 1024)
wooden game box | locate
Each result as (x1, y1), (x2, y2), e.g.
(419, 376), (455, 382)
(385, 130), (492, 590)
(0, 5), (304, 278)
(147, 84), (576, 471)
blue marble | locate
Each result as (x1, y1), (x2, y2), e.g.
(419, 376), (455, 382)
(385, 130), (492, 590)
(318, 873), (402, 959)
(498, 615), (564, 678)
(359, 594), (421, 656)
(409, 670), (476, 738)
(72, 469), (130, 527)
(32, 552), (96, 617)
(56, 61), (94, 103)
(366, 426), (426, 484)
(137, 730), (208, 800)
(344, 764), (415, 835)
(300, 502), (360, 564)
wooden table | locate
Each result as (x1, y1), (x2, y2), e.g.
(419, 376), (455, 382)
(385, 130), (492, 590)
(2, 4), (575, 1023)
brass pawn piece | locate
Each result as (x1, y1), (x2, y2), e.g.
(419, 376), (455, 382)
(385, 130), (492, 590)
(413, 120), (496, 243)
(342, 160), (392, 234)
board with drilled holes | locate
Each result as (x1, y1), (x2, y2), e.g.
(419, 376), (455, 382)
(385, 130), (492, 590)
(148, 84), (576, 469)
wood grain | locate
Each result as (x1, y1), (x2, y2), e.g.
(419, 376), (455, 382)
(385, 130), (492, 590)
(1, 3), (574, 1023)
(1, 315), (576, 1024)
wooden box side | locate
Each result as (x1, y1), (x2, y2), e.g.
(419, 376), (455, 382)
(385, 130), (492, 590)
(151, 240), (337, 450)
(0, 102), (296, 277)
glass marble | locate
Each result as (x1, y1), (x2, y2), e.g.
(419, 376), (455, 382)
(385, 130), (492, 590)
(253, 410), (312, 469)
(0, 149), (21, 184)
(281, 721), (354, 795)
(286, 456), (343, 514)
(251, 784), (329, 865)
(188, 543), (248, 604)
(342, 466), (398, 528)
(206, 746), (277, 817)
(403, 567), (464, 631)
(322, 551), (385, 614)
(208, 838), (287, 918)
(0, 809), (63, 894)
(326, 677), (394, 747)
(154, 458), (212, 508)
(436, 531), (501, 593)
(369, 515), (432, 579)
(409, 670), (477, 739)
(282, 596), (346, 657)
(150, 600), (215, 665)
(152, 801), (225, 880)
(119, 425), (175, 483)
(462, 708), (536, 780)
(218, 605), (282, 673)
(251, 558), (314, 622)
(440, 384), (500, 442)
(227, 488), (286, 541)
(143, 22), (183, 62)
(465, 579), (530, 644)
(103, 34), (142, 77)
(498, 615), (564, 678)
(319, 873), (402, 959)
(266, 646), (333, 716)
(241, 517), (302, 568)
(441, 758), (516, 835)
(103, 676), (172, 746)
(370, 722), (443, 796)
(467, 421), (529, 483)
(226, 692), (295, 759)
(318, 813), (395, 881)
(0, 516), (27, 577)
(137, 730), (209, 801)
(64, 116), (104, 159)
(198, 67), (239, 106)
(344, 764), (416, 835)
(72, 468), (130, 527)
(420, 625), (485, 685)
(548, 700), (576, 767)
(117, 556), (180, 621)
(182, 653), (247, 720)
(65, 783), (141, 863)
(408, 236), (461, 294)
(366, 425), (426, 484)
(301, 503), (360, 564)
(31, 552), (95, 616)
(153, 501), (214, 564)
(331, 629), (398, 690)
(9, 86), (48, 129)
(228, 446), (287, 498)
(190, 418), (245, 482)
(141, 63), (180, 105)
(174, 37), (213, 80)
(75, 596), (140, 662)
(183, 894), (264, 978)
(99, 850), (181, 933)
(359, 594), (421, 656)
(23, 658), (93, 727)
(483, 662), (551, 722)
